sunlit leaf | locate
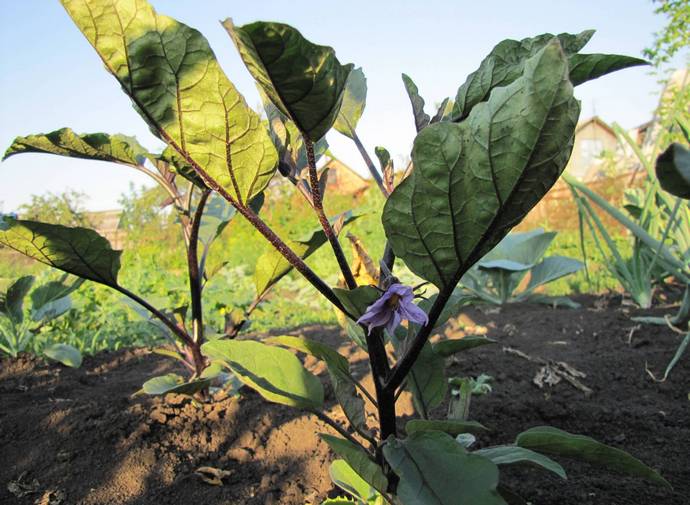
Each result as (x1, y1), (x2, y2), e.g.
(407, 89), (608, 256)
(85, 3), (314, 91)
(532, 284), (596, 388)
(383, 40), (579, 290)
(62, 0), (277, 204)
(329, 459), (374, 503)
(202, 339), (324, 409)
(0, 218), (121, 287)
(383, 431), (506, 505)
(224, 19), (353, 141)
(267, 335), (366, 433)
(321, 434), (388, 497)
(3, 127), (147, 166)
(516, 426), (670, 487)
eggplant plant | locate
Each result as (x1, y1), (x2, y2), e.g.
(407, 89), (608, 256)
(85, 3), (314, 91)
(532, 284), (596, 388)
(459, 229), (584, 307)
(4, 1), (671, 502)
(0, 274), (83, 366)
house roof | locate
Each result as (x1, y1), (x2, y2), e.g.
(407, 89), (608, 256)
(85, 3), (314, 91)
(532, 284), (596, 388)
(575, 115), (615, 137)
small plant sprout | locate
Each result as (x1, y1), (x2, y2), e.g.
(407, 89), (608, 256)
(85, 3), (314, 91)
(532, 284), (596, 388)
(3, 1), (672, 503)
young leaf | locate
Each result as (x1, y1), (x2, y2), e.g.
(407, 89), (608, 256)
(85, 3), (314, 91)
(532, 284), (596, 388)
(401, 73), (430, 132)
(432, 335), (496, 357)
(383, 431), (506, 505)
(43, 343), (82, 368)
(516, 426), (670, 487)
(254, 210), (363, 297)
(0, 218), (121, 287)
(334, 67), (367, 139)
(267, 335), (367, 433)
(405, 419), (488, 436)
(656, 143), (690, 199)
(135, 373), (210, 396)
(61, 0), (277, 204)
(383, 40), (579, 290)
(320, 434), (388, 497)
(0, 276), (34, 323)
(4, 128), (147, 166)
(201, 339), (324, 409)
(474, 445), (567, 480)
(224, 19), (353, 142)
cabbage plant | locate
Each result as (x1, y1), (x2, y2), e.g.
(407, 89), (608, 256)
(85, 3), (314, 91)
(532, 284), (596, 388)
(0, 274), (83, 366)
(459, 229), (584, 307)
(2, 1), (672, 502)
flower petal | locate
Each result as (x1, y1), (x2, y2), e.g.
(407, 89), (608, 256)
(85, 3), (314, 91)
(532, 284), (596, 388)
(385, 310), (402, 335)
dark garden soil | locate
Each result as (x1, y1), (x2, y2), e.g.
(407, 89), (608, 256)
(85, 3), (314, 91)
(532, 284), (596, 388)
(1, 294), (688, 505)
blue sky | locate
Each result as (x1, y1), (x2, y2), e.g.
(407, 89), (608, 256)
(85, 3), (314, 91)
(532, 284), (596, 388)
(0, 0), (684, 212)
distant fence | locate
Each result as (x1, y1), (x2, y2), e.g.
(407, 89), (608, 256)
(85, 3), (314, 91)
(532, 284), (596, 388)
(516, 171), (641, 233)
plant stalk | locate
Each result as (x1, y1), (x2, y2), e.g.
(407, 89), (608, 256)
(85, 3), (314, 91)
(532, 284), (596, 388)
(187, 188), (211, 344)
(305, 138), (358, 290)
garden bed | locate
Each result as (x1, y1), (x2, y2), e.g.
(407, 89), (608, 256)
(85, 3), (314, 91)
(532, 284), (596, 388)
(2, 295), (688, 505)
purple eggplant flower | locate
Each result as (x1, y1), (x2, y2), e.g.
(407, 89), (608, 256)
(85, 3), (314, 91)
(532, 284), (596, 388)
(357, 283), (429, 335)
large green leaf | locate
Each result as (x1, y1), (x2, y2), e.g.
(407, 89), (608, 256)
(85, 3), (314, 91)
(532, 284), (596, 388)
(656, 143), (690, 199)
(61, 0), (277, 204)
(267, 335), (366, 433)
(405, 419), (488, 436)
(201, 339), (323, 409)
(320, 434), (388, 497)
(334, 67), (367, 138)
(383, 431), (506, 505)
(3, 128), (147, 166)
(567, 53), (648, 86)
(383, 40), (579, 290)
(0, 218), (121, 287)
(254, 210), (362, 297)
(0, 276), (35, 323)
(402, 73), (430, 133)
(516, 426), (670, 487)
(224, 19), (353, 142)
(474, 445), (566, 479)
